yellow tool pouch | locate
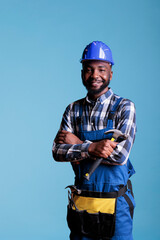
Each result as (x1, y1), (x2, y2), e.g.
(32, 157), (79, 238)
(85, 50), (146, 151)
(66, 185), (127, 240)
(72, 194), (116, 214)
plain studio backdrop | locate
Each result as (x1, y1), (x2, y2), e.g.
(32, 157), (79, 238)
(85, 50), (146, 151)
(0, 0), (160, 239)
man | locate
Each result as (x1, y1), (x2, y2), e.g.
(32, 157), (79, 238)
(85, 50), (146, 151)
(52, 41), (136, 240)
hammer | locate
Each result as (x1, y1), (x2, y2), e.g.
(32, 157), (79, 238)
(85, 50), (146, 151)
(84, 129), (128, 181)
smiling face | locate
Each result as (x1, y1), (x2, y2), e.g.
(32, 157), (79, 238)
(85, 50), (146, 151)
(81, 60), (113, 100)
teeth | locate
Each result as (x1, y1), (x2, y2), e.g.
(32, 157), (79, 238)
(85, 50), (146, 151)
(92, 80), (102, 83)
(88, 80), (103, 88)
(91, 81), (102, 84)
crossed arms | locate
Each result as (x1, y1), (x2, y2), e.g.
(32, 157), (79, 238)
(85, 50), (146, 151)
(52, 100), (136, 165)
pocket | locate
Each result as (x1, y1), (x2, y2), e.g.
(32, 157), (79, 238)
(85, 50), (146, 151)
(82, 211), (115, 239)
(98, 212), (116, 238)
(67, 205), (116, 239)
(67, 205), (83, 234)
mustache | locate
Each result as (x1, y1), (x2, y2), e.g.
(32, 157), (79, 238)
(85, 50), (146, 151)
(88, 78), (104, 83)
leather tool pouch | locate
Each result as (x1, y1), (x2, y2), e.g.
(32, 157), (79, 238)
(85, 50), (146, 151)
(67, 190), (116, 239)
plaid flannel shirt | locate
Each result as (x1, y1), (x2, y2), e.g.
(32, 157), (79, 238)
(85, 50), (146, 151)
(52, 88), (136, 165)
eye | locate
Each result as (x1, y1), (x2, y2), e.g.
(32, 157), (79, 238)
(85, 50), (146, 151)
(99, 69), (106, 72)
(85, 68), (92, 73)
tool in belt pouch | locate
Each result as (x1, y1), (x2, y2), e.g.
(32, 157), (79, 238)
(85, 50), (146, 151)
(66, 184), (128, 239)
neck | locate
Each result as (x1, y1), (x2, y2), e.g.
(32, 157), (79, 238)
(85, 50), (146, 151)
(88, 87), (109, 100)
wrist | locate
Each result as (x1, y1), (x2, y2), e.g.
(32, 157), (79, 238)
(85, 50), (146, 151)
(88, 142), (95, 155)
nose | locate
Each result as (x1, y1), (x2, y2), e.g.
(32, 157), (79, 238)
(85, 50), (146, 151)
(91, 69), (99, 79)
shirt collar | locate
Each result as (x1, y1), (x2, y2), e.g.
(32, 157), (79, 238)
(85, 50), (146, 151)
(86, 88), (113, 105)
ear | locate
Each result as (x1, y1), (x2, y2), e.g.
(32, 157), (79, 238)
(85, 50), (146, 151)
(81, 69), (84, 80)
(81, 69), (86, 85)
(110, 70), (113, 81)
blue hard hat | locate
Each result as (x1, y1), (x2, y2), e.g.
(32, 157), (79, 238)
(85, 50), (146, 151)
(80, 41), (114, 65)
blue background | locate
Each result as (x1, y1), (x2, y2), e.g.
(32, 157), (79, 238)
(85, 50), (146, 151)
(0, 0), (160, 239)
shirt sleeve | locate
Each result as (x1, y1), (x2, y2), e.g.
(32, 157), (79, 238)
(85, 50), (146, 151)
(102, 99), (136, 165)
(52, 104), (91, 162)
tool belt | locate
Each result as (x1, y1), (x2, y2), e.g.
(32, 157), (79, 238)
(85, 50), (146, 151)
(66, 181), (134, 240)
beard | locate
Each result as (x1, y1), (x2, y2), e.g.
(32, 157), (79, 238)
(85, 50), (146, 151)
(83, 77), (110, 96)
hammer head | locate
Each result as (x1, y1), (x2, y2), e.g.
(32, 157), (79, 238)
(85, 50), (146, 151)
(104, 129), (128, 141)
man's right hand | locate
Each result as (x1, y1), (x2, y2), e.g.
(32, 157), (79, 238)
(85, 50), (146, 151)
(88, 139), (118, 159)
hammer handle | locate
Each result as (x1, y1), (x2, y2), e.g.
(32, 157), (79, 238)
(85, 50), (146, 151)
(84, 138), (115, 181)
(84, 158), (103, 181)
